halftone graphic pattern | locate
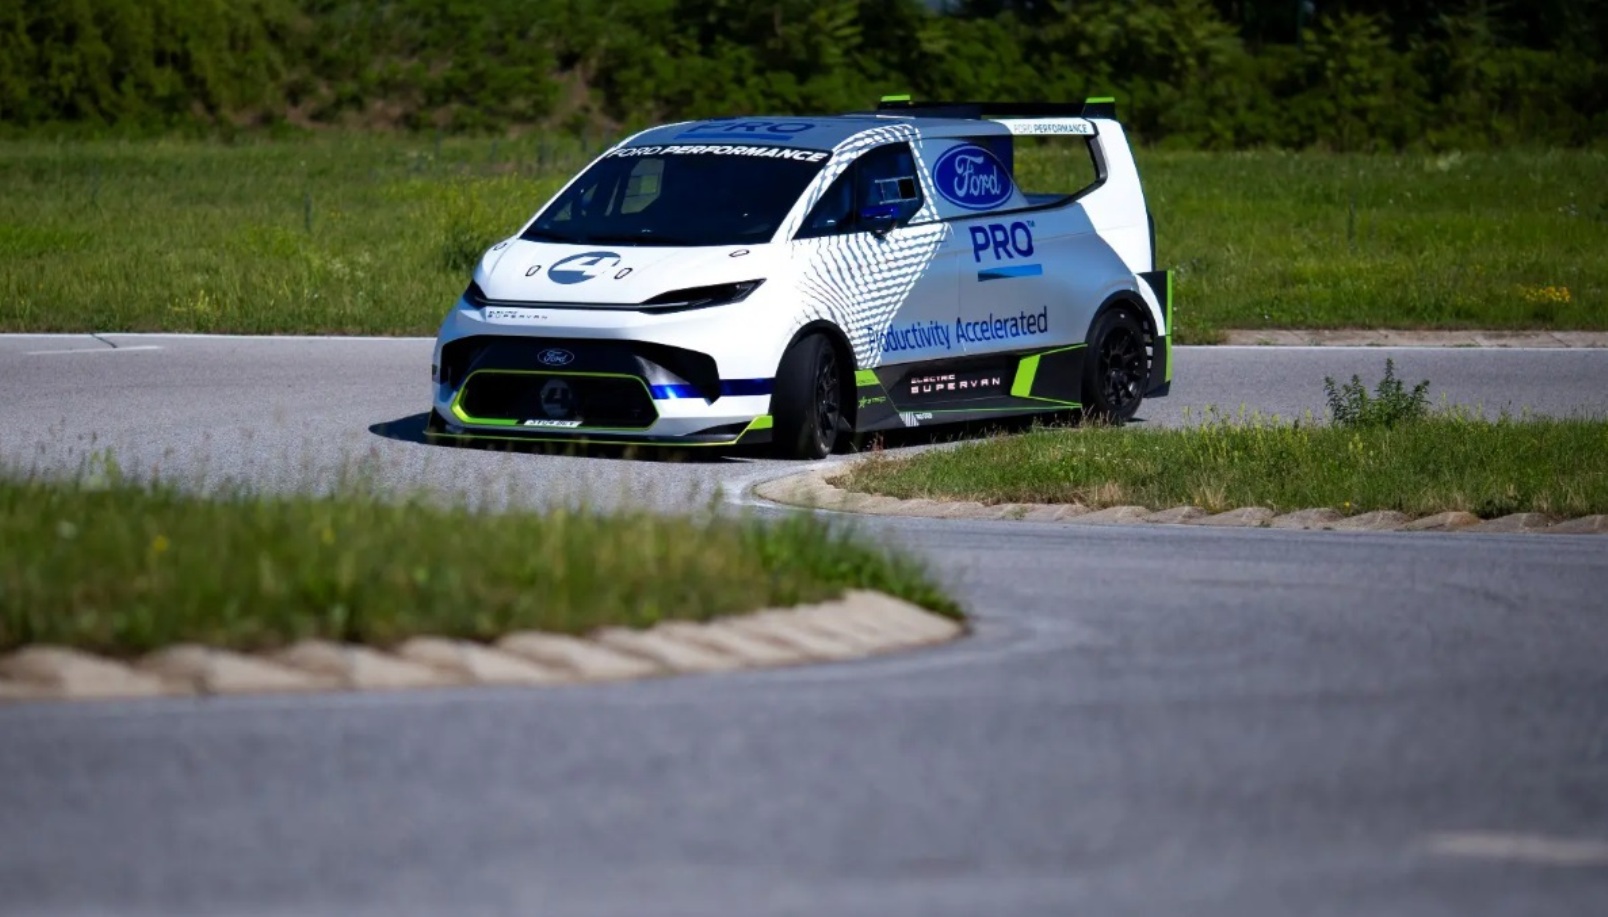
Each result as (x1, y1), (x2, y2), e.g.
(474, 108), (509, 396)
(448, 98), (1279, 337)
(781, 124), (951, 368)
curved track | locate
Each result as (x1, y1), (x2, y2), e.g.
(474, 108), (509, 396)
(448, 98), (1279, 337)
(2, 335), (1606, 917)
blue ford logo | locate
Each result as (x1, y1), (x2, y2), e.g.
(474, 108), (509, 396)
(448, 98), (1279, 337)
(548, 251), (622, 285)
(932, 144), (1014, 211)
(538, 348), (574, 367)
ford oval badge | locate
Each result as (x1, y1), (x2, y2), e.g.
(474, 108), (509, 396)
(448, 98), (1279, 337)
(932, 144), (1014, 211)
(538, 348), (574, 367)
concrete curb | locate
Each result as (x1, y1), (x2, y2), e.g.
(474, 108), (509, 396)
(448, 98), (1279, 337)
(140, 645), (334, 695)
(756, 469), (1608, 537)
(0, 591), (962, 704)
(1, 647), (174, 699)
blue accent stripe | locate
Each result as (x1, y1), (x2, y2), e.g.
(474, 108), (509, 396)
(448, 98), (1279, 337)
(719, 378), (775, 397)
(978, 264), (1044, 282)
(650, 378), (775, 400)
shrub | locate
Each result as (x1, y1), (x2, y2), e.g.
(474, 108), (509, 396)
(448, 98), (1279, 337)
(1323, 358), (1431, 428)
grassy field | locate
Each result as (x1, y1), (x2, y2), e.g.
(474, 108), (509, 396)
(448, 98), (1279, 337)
(1132, 150), (1608, 340)
(0, 135), (591, 336)
(839, 413), (1608, 518)
(0, 470), (957, 656)
(0, 138), (1603, 341)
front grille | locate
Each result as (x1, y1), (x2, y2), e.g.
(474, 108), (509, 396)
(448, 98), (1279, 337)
(457, 372), (657, 429)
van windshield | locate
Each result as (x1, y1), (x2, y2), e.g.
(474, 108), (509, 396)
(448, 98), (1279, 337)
(523, 146), (831, 247)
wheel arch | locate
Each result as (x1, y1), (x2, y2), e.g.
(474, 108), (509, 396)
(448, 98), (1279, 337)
(1088, 288), (1157, 344)
(780, 319), (858, 430)
(1088, 287), (1161, 387)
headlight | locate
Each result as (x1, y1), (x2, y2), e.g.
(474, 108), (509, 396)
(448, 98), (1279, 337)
(460, 278), (766, 314)
(639, 280), (765, 312)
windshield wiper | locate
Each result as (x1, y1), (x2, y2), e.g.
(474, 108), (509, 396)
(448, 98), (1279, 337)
(520, 227), (578, 243)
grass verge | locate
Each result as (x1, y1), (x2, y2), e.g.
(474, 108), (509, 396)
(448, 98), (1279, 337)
(840, 414), (1608, 518)
(0, 140), (1603, 340)
(0, 473), (958, 657)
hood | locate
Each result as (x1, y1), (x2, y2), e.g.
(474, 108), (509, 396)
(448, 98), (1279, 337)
(475, 239), (777, 305)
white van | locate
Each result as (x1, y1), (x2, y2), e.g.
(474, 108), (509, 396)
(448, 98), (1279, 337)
(430, 97), (1173, 458)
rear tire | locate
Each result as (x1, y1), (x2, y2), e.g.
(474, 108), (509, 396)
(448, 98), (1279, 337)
(1082, 305), (1149, 423)
(771, 334), (842, 460)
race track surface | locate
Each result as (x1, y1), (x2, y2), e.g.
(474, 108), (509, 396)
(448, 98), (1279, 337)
(2, 335), (1606, 917)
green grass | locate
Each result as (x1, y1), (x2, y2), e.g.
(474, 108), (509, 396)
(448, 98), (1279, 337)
(0, 135), (591, 336)
(0, 469), (957, 656)
(0, 139), (1604, 340)
(840, 413), (1608, 518)
(1134, 150), (1608, 341)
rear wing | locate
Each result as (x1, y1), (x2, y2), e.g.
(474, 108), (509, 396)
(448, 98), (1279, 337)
(874, 96), (1118, 137)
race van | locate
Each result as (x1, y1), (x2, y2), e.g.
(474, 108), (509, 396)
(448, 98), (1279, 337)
(429, 97), (1173, 458)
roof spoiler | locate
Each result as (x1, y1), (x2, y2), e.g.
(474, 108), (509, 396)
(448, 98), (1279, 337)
(875, 96), (1118, 121)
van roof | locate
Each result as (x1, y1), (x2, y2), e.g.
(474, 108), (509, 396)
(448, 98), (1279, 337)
(619, 100), (1113, 152)
(620, 114), (1014, 152)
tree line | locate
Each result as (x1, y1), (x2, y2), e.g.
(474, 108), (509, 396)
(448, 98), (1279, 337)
(2, 0), (1602, 148)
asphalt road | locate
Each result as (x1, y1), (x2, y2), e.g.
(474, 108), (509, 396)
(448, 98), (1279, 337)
(2, 334), (1607, 917)
(1, 334), (1604, 509)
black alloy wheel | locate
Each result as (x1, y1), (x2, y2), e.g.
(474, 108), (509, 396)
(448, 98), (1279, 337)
(812, 346), (841, 456)
(1082, 306), (1149, 423)
(773, 333), (843, 459)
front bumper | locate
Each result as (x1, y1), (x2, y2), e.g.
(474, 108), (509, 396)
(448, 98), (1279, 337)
(431, 334), (775, 446)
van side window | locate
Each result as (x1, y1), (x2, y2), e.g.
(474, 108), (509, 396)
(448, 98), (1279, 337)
(799, 170), (853, 237)
(969, 134), (1101, 208)
(798, 143), (924, 239)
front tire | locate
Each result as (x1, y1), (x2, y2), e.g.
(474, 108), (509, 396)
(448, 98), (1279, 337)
(423, 408), (461, 444)
(771, 333), (842, 459)
(1082, 306), (1149, 423)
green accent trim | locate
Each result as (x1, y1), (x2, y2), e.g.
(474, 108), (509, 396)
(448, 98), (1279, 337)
(855, 369), (880, 388)
(1011, 354), (1040, 398)
(1085, 96), (1116, 104)
(1165, 271), (1175, 383)
(1035, 343), (1089, 357)
(744, 414), (773, 432)
(1010, 343), (1087, 404)
(916, 404), (1078, 415)
(450, 401), (517, 427)
(444, 431), (744, 449)
(881, 93), (911, 103)
(450, 368), (657, 432)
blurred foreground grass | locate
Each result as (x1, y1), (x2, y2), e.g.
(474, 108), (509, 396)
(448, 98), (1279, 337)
(0, 464), (957, 656)
(0, 138), (1604, 341)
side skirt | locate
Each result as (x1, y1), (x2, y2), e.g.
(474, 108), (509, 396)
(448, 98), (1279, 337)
(852, 346), (1085, 434)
